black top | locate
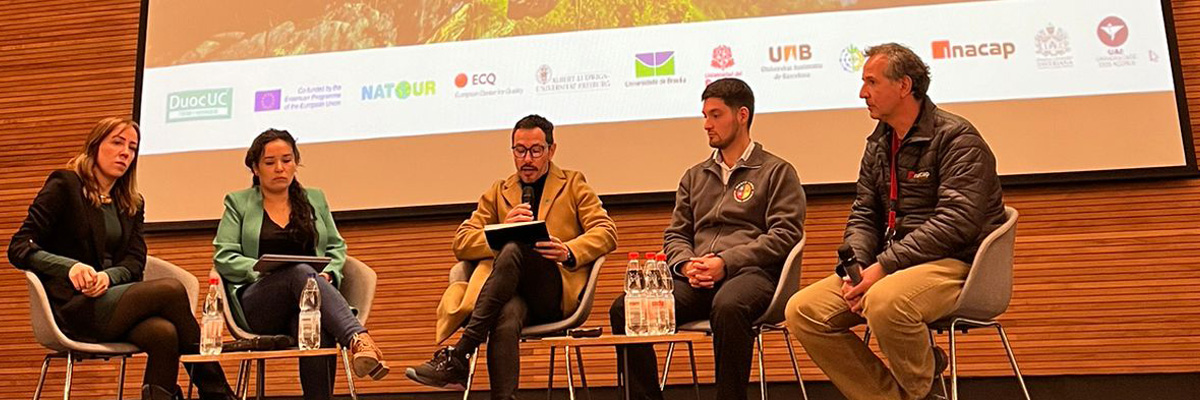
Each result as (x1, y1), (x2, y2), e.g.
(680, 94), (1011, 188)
(259, 211), (313, 256)
(8, 170), (146, 336)
(522, 173), (548, 219)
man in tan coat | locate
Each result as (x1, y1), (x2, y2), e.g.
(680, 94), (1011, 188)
(407, 114), (617, 399)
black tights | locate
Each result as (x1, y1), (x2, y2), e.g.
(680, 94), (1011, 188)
(97, 279), (229, 393)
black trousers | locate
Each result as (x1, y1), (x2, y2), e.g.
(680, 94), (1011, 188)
(91, 279), (230, 395)
(240, 263), (367, 400)
(609, 267), (775, 400)
(459, 241), (564, 400)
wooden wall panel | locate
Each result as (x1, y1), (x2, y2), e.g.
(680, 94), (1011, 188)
(1, 0), (1199, 398)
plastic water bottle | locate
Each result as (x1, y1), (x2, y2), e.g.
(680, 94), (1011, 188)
(624, 252), (647, 336)
(657, 253), (676, 334)
(200, 277), (223, 356)
(298, 273), (322, 350)
(643, 252), (662, 335)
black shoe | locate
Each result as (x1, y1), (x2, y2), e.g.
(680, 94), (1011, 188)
(141, 384), (183, 400)
(405, 347), (469, 390)
(923, 346), (949, 400)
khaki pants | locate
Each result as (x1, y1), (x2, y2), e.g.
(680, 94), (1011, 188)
(786, 258), (969, 400)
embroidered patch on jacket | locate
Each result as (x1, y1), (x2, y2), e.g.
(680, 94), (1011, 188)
(908, 171), (931, 181)
(733, 181), (755, 202)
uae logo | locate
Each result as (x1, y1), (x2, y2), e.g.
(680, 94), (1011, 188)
(1097, 16), (1128, 48)
(733, 181), (755, 203)
(711, 45), (736, 70)
(1035, 24), (1071, 57)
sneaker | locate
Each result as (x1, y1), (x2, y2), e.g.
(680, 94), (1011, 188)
(350, 332), (390, 380)
(405, 347), (470, 390)
(923, 346), (950, 400)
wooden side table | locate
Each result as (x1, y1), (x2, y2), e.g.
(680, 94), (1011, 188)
(180, 348), (349, 400)
(537, 332), (709, 400)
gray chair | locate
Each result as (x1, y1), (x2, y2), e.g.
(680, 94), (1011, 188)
(660, 236), (808, 400)
(450, 255), (607, 400)
(26, 255), (199, 400)
(865, 206), (1028, 400)
(212, 256), (377, 400)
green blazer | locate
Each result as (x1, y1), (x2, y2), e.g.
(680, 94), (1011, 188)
(212, 186), (347, 327)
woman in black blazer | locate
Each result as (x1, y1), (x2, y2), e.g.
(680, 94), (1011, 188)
(8, 117), (233, 400)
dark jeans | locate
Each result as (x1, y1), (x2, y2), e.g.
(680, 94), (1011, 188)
(458, 241), (564, 400)
(92, 279), (230, 394)
(609, 267), (775, 400)
(239, 263), (366, 400)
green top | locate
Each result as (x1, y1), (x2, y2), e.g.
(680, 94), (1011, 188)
(212, 187), (347, 328)
(29, 202), (132, 324)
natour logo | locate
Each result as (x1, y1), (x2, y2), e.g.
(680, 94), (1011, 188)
(840, 45), (866, 73)
(361, 81), (436, 100)
(768, 44), (812, 63)
(455, 73), (497, 88)
(1097, 16), (1128, 48)
(931, 40), (1015, 60)
(166, 88), (232, 123)
(711, 45), (736, 70)
(635, 51), (675, 78)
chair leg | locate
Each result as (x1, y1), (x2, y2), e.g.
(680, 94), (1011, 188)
(863, 327), (871, 346)
(948, 321), (959, 400)
(341, 346), (359, 400)
(256, 359), (265, 400)
(660, 343), (676, 391)
(781, 329), (808, 400)
(33, 355), (51, 400)
(186, 364), (195, 400)
(235, 360), (249, 399)
(117, 356), (127, 400)
(756, 332), (768, 400)
(63, 353), (74, 400)
(564, 346), (577, 400)
(996, 324), (1032, 400)
(575, 346), (591, 400)
(464, 348), (480, 400)
(545, 346), (554, 400)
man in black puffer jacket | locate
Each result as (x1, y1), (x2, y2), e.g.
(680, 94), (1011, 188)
(786, 43), (1006, 400)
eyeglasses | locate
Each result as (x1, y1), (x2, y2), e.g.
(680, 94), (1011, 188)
(512, 145), (547, 159)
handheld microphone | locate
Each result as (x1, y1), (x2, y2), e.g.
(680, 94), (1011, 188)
(521, 186), (534, 205)
(835, 244), (863, 285)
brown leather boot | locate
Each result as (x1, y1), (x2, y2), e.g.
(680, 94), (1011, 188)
(350, 332), (390, 380)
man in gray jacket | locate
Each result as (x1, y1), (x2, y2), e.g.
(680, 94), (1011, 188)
(610, 78), (806, 400)
(786, 43), (1006, 400)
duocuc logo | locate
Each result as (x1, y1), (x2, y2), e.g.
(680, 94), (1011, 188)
(166, 88), (233, 123)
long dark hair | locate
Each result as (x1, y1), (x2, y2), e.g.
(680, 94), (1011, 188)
(245, 129), (316, 249)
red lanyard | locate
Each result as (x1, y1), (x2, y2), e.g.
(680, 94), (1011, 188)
(887, 131), (901, 235)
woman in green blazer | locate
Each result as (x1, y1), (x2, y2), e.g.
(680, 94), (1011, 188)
(212, 129), (389, 399)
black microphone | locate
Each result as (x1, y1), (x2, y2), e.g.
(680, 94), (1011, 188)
(521, 186), (534, 205)
(836, 244), (863, 285)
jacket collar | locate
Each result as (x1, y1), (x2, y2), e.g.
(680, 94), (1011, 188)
(502, 162), (568, 219)
(868, 98), (938, 145)
(704, 141), (764, 176)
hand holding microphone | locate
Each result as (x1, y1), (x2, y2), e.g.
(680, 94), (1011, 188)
(503, 186), (537, 223)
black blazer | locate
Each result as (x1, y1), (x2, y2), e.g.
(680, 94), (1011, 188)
(8, 170), (146, 334)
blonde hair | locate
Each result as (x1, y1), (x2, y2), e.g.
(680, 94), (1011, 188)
(65, 117), (143, 216)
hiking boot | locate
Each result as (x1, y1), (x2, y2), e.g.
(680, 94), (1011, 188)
(405, 346), (470, 390)
(349, 332), (390, 380)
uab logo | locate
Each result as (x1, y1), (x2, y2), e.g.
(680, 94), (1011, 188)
(361, 81), (437, 101)
(166, 88), (233, 123)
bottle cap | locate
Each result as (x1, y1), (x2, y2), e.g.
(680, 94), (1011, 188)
(644, 252), (656, 260)
(656, 253), (667, 261)
(209, 277), (220, 285)
(628, 252), (639, 260)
